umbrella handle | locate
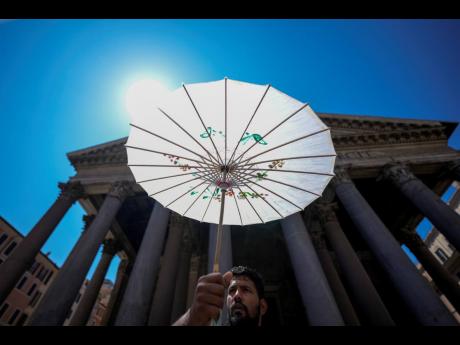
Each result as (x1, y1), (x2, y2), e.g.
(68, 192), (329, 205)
(212, 187), (226, 273)
(210, 186), (226, 326)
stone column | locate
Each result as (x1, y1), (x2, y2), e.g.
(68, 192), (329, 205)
(114, 202), (170, 326)
(309, 223), (361, 326)
(0, 181), (84, 305)
(208, 224), (232, 325)
(399, 227), (460, 312)
(28, 181), (133, 326)
(381, 163), (460, 251)
(281, 213), (344, 326)
(148, 214), (185, 326)
(102, 259), (133, 326)
(333, 168), (457, 325)
(68, 239), (119, 326)
(170, 226), (193, 324)
(316, 203), (395, 326)
(100, 258), (129, 326)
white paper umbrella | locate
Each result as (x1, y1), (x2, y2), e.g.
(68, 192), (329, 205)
(126, 78), (336, 272)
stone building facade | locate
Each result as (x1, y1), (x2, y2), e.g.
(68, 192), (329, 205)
(0, 217), (59, 326)
(1, 112), (460, 326)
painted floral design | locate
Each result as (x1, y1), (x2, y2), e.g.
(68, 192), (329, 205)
(240, 132), (267, 145)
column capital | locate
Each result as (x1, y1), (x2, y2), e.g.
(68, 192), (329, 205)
(331, 167), (353, 187)
(399, 227), (425, 248)
(379, 162), (417, 186)
(108, 181), (134, 201)
(102, 239), (120, 256)
(315, 202), (340, 225)
(58, 181), (85, 201)
(310, 229), (327, 250)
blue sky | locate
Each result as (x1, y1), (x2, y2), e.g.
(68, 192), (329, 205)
(0, 19), (459, 282)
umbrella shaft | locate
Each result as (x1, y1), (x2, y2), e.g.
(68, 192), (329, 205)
(213, 173), (227, 273)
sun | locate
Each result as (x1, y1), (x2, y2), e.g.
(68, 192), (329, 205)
(125, 78), (171, 116)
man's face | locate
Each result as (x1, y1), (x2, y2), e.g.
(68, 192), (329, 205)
(226, 276), (267, 326)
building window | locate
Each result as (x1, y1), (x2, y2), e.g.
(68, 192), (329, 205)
(29, 291), (42, 308)
(435, 248), (449, 263)
(16, 276), (28, 290)
(35, 266), (44, 278)
(8, 309), (20, 325)
(38, 268), (48, 281)
(0, 303), (9, 319)
(15, 313), (28, 326)
(3, 241), (17, 256)
(27, 283), (37, 296)
(65, 307), (73, 320)
(43, 271), (54, 285)
(0, 233), (8, 247)
(28, 260), (39, 273)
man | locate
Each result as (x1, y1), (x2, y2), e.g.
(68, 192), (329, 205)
(173, 266), (268, 326)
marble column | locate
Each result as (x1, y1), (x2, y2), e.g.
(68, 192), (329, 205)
(0, 181), (84, 305)
(114, 202), (170, 326)
(381, 163), (460, 251)
(333, 168), (457, 325)
(208, 224), (233, 325)
(28, 181), (133, 326)
(399, 227), (460, 312)
(148, 214), (185, 326)
(309, 223), (361, 326)
(316, 203), (395, 326)
(281, 213), (344, 326)
(170, 228), (193, 324)
(68, 239), (119, 326)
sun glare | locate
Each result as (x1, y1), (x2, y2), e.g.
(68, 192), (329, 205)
(125, 78), (170, 116)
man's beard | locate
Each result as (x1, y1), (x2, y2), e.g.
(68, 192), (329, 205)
(228, 302), (260, 327)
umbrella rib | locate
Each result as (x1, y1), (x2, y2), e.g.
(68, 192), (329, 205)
(157, 107), (221, 167)
(129, 123), (216, 166)
(149, 170), (216, 196)
(165, 179), (209, 208)
(225, 77), (227, 165)
(182, 181), (214, 217)
(230, 173), (284, 218)
(237, 128), (331, 166)
(227, 84), (271, 167)
(125, 144), (217, 169)
(182, 84), (225, 166)
(129, 164), (210, 169)
(236, 154), (337, 168)
(230, 179), (265, 224)
(201, 185), (219, 222)
(233, 170), (322, 197)
(234, 167), (335, 178)
(229, 103), (310, 167)
(137, 171), (199, 184)
(230, 187), (244, 226)
(232, 171), (304, 211)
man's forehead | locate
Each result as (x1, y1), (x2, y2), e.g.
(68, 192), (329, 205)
(229, 276), (256, 288)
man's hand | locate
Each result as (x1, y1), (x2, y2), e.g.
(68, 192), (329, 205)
(180, 271), (233, 326)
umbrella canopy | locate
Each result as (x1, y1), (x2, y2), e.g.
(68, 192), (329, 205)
(126, 78), (336, 229)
